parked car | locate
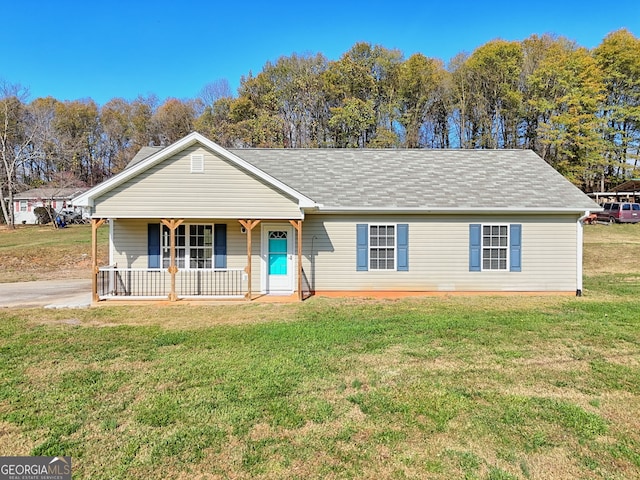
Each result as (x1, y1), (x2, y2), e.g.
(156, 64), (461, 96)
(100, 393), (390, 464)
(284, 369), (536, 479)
(596, 202), (640, 223)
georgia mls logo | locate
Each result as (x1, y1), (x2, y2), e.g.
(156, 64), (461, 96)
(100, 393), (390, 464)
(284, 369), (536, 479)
(0, 456), (72, 480)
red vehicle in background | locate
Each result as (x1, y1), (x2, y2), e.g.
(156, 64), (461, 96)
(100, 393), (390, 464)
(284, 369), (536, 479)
(596, 202), (640, 223)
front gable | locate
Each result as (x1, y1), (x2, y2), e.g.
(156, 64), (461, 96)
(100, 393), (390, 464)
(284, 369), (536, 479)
(94, 145), (303, 219)
(75, 133), (314, 219)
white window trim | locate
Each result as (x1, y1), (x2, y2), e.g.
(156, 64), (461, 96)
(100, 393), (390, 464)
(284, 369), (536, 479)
(190, 154), (204, 173)
(480, 223), (510, 272)
(161, 223), (214, 270)
(368, 223), (398, 271)
(19, 200), (27, 212)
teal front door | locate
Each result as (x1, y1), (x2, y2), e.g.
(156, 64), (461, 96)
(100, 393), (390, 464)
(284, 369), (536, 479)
(264, 226), (293, 292)
(269, 231), (288, 276)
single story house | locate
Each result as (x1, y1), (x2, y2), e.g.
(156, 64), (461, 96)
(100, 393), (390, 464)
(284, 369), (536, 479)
(12, 187), (89, 225)
(73, 132), (600, 302)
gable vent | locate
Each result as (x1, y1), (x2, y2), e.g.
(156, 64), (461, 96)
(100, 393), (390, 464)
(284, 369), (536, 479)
(191, 154), (204, 173)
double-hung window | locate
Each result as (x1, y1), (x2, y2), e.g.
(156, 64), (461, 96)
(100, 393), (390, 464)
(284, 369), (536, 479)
(369, 225), (396, 270)
(469, 223), (521, 272)
(161, 224), (213, 269)
(482, 225), (508, 270)
(356, 223), (408, 272)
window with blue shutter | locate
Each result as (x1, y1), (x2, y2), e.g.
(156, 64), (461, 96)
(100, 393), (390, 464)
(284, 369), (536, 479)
(470, 223), (522, 272)
(509, 224), (522, 272)
(214, 224), (227, 268)
(356, 224), (368, 271)
(397, 224), (409, 271)
(148, 223), (161, 269)
(357, 223), (408, 271)
(469, 224), (481, 271)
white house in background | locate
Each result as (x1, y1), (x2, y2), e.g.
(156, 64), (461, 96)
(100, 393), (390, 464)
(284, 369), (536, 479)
(12, 187), (89, 224)
(73, 132), (601, 303)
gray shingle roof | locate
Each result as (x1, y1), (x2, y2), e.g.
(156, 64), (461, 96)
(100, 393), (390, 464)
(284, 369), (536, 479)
(229, 148), (598, 211)
(14, 187), (89, 200)
(126, 146), (164, 169)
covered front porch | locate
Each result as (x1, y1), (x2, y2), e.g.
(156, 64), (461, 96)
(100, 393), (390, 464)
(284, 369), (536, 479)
(90, 218), (309, 303)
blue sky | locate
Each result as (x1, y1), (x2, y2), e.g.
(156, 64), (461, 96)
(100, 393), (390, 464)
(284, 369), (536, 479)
(2, 0), (639, 106)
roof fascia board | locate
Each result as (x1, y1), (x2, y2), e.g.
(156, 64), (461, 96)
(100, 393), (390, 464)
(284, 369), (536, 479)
(311, 206), (602, 214)
(99, 214), (305, 220)
(74, 132), (316, 208)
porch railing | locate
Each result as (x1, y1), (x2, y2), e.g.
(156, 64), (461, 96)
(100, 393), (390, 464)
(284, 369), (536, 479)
(97, 267), (244, 299)
(178, 269), (244, 297)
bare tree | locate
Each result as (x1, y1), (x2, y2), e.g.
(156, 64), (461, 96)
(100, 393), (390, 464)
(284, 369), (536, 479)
(199, 79), (233, 109)
(0, 82), (37, 228)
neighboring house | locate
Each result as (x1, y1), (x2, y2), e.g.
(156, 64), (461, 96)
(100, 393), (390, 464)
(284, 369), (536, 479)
(12, 187), (89, 225)
(73, 132), (601, 302)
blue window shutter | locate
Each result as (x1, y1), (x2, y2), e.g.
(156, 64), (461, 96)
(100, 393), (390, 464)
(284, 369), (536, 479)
(469, 224), (481, 272)
(510, 224), (522, 272)
(356, 224), (368, 271)
(148, 224), (160, 269)
(214, 224), (227, 268)
(397, 224), (409, 271)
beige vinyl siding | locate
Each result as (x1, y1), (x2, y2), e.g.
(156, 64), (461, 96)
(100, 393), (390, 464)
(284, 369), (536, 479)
(108, 214), (580, 295)
(300, 214), (579, 292)
(93, 146), (302, 219)
(109, 219), (266, 295)
(110, 219), (250, 271)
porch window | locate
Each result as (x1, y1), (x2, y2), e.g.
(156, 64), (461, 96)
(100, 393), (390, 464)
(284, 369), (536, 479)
(162, 224), (214, 269)
(189, 225), (213, 269)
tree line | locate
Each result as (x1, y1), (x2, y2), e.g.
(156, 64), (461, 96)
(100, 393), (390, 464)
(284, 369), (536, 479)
(2, 29), (639, 226)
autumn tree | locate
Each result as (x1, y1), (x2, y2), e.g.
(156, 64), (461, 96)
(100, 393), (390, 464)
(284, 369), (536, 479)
(52, 99), (102, 184)
(150, 98), (197, 146)
(465, 40), (523, 148)
(101, 98), (135, 174)
(344, 43), (403, 145)
(447, 52), (474, 148)
(230, 72), (286, 147)
(594, 29), (640, 187)
(520, 34), (561, 152)
(323, 43), (402, 147)
(3, 34), (640, 194)
(129, 95), (158, 149)
(397, 53), (447, 147)
(195, 80), (236, 146)
(527, 39), (605, 187)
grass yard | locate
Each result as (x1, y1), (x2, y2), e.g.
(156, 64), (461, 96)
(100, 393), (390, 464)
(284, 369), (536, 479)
(0, 224), (639, 479)
(0, 224), (109, 282)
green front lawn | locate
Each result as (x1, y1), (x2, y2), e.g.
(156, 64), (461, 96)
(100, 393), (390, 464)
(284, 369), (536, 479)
(0, 223), (639, 479)
(1, 294), (639, 479)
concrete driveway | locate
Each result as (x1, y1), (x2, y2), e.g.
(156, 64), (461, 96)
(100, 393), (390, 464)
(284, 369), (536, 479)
(0, 279), (92, 309)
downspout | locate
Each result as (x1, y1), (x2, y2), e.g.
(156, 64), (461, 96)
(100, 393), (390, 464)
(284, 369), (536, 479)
(576, 210), (590, 297)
